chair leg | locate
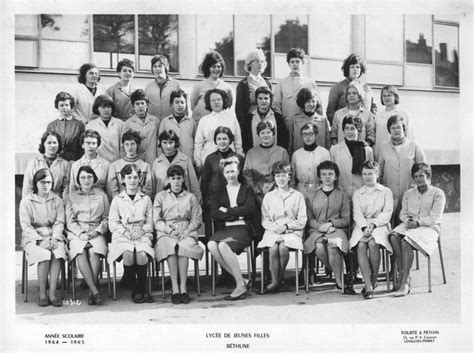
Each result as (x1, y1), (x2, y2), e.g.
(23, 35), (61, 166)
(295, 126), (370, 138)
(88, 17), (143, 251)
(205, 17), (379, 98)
(194, 259), (201, 296)
(60, 260), (66, 300)
(246, 248), (252, 296)
(304, 254), (309, 293)
(260, 250), (265, 294)
(205, 247), (209, 277)
(24, 252), (28, 302)
(161, 262), (166, 299)
(295, 250), (299, 296)
(415, 250), (420, 270)
(147, 261), (152, 295)
(21, 250), (26, 294)
(438, 238), (447, 284)
(385, 250), (390, 293)
(112, 262), (117, 301)
(211, 258), (216, 296)
(428, 255), (432, 293)
(105, 259), (111, 298)
(71, 259), (76, 301)
(340, 253), (344, 294)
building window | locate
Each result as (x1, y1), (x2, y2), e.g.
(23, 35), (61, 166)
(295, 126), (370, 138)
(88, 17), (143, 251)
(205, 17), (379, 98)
(405, 15), (432, 64)
(433, 22), (459, 88)
(272, 15), (308, 54)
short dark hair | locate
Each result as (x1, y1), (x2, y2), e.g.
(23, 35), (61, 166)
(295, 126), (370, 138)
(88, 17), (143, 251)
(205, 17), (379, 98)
(342, 116), (363, 133)
(120, 164), (141, 183)
(380, 85), (400, 105)
(32, 168), (54, 194)
(131, 89), (149, 105)
(117, 58), (135, 72)
(170, 89), (188, 105)
(300, 122), (318, 136)
(76, 165), (98, 186)
(151, 54), (170, 74)
(204, 88), (229, 111)
(386, 114), (407, 133)
(213, 126), (234, 144)
(38, 130), (63, 155)
(78, 63), (100, 84)
(411, 162), (432, 179)
(158, 130), (180, 148)
(201, 51), (226, 78)
(286, 48), (305, 63)
(273, 161), (292, 177)
(54, 91), (75, 109)
(317, 160), (340, 178)
(296, 88), (318, 109)
(256, 120), (275, 136)
(164, 164), (187, 191)
(92, 95), (115, 116)
(341, 53), (366, 78)
(361, 161), (380, 173)
(255, 86), (273, 102)
(121, 130), (141, 145)
(80, 129), (101, 147)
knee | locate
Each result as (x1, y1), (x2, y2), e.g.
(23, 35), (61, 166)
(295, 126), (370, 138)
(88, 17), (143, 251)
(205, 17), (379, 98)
(136, 252), (148, 265)
(122, 251), (134, 264)
(207, 241), (218, 254)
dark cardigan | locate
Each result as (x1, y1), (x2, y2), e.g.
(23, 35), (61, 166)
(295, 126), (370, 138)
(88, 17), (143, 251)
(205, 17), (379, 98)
(235, 75), (272, 129)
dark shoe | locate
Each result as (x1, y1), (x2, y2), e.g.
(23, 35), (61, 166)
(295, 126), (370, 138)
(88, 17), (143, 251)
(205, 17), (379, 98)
(223, 290), (248, 301)
(180, 292), (190, 304)
(263, 284), (280, 294)
(364, 291), (374, 299)
(87, 294), (95, 305)
(171, 293), (181, 304)
(133, 293), (145, 304)
(143, 294), (154, 303)
(245, 279), (254, 292)
(335, 282), (343, 290)
(343, 284), (357, 295)
(93, 293), (104, 305)
(50, 297), (62, 307)
(39, 297), (49, 307)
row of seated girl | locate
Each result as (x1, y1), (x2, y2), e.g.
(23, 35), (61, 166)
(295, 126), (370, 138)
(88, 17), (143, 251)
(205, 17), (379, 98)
(20, 155), (444, 308)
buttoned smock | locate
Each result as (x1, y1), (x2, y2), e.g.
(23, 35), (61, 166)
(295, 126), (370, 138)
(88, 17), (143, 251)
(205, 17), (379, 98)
(105, 82), (136, 122)
(331, 106), (375, 145)
(107, 158), (153, 200)
(107, 191), (155, 263)
(19, 193), (67, 264)
(47, 117), (85, 161)
(159, 114), (197, 160)
(144, 78), (181, 120)
(73, 83), (106, 124)
(124, 114), (161, 165)
(87, 117), (125, 163)
(290, 146), (330, 197)
(69, 155), (110, 194)
(289, 112), (331, 153)
(153, 189), (203, 262)
(304, 187), (350, 254)
(65, 188), (109, 260)
(392, 186), (446, 256)
(350, 184), (394, 252)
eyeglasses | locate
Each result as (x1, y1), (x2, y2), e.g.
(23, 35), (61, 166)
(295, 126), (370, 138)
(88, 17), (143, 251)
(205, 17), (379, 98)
(302, 132), (315, 137)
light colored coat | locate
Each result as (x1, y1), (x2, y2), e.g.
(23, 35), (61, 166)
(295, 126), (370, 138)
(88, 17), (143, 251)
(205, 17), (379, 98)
(105, 82), (136, 121)
(159, 114), (197, 160)
(193, 110), (243, 168)
(19, 192), (67, 264)
(350, 184), (393, 252)
(73, 83), (106, 124)
(22, 155), (70, 200)
(107, 158), (153, 200)
(107, 191), (154, 263)
(289, 112), (331, 153)
(65, 188), (109, 259)
(331, 106), (375, 145)
(87, 117), (125, 163)
(69, 155), (110, 193)
(329, 142), (373, 198)
(124, 114), (161, 165)
(291, 146), (330, 196)
(190, 78), (234, 122)
(144, 78), (181, 120)
(258, 188), (307, 250)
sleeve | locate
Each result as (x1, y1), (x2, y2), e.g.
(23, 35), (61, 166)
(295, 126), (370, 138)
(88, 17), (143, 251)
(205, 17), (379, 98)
(153, 194), (170, 237)
(61, 162), (71, 200)
(235, 81), (249, 129)
(290, 153), (297, 189)
(330, 112), (339, 141)
(52, 197), (65, 241)
(378, 147), (386, 183)
(210, 190), (236, 222)
(288, 121), (295, 155)
(22, 160), (35, 198)
(226, 85), (234, 109)
(69, 164), (78, 194)
(399, 190), (410, 224)
(326, 83), (340, 125)
(193, 123), (204, 168)
(108, 198), (129, 239)
(105, 85), (115, 100)
(366, 146), (374, 162)
(118, 123), (126, 158)
(227, 186), (256, 218)
(141, 164), (154, 198)
(329, 191), (350, 228)
(414, 143), (426, 164)
(418, 189), (446, 227)
(142, 197), (154, 238)
(352, 190), (368, 229)
(232, 116), (244, 156)
(261, 194), (279, 232)
(19, 199), (43, 246)
(406, 112), (416, 141)
(190, 82), (201, 111)
(314, 85), (324, 116)
(95, 193), (110, 235)
(186, 195), (202, 233)
(372, 188), (394, 227)
(242, 154), (258, 196)
(272, 81), (283, 115)
(186, 157), (202, 203)
(107, 164), (120, 200)
(282, 149), (290, 163)
(324, 118), (331, 150)
(286, 193), (307, 231)
(365, 113), (376, 146)
(275, 111), (289, 149)
(65, 196), (83, 239)
(200, 156), (212, 203)
(306, 196), (322, 231)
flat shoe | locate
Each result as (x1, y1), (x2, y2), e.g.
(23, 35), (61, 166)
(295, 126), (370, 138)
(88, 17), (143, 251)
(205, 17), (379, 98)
(144, 294), (154, 303)
(50, 297), (62, 307)
(93, 293), (104, 305)
(180, 292), (190, 304)
(133, 293), (145, 304)
(39, 298), (49, 307)
(343, 285), (357, 295)
(87, 294), (95, 305)
(171, 293), (181, 305)
(223, 290), (248, 301)
(364, 291), (374, 300)
(263, 284), (280, 294)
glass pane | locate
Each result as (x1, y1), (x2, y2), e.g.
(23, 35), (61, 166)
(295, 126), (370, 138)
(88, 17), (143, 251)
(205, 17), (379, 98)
(138, 15), (179, 72)
(197, 15), (234, 76)
(405, 64), (432, 88)
(15, 40), (37, 67)
(405, 15), (432, 64)
(234, 15), (271, 77)
(93, 15), (135, 70)
(434, 24), (459, 87)
(41, 15), (89, 41)
(366, 63), (403, 85)
(309, 14), (350, 59)
(273, 15), (308, 54)
(42, 41), (89, 69)
(366, 15), (404, 62)
(15, 15), (38, 36)
(311, 58), (343, 83)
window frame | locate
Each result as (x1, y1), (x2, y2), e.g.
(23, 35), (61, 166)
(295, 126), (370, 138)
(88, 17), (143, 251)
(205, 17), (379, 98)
(432, 16), (459, 90)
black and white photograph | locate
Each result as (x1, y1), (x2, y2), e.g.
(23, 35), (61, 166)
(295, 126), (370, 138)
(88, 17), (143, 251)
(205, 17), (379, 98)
(1, 0), (473, 352)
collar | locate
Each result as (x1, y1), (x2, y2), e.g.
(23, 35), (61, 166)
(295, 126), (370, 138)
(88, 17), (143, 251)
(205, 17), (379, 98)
(359, 184), (385, 194)
(130, 114), (152, 124)
(59, 116), (73, 121)
(248, 73), (263, 81)
(156, 151), (186, 163)
(251, 108), (274, 119)
(76, 187), (99, 196)
(27, 192), (57, 202)
(169, 114), (191, 122)
(118, 190), (145, 201)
